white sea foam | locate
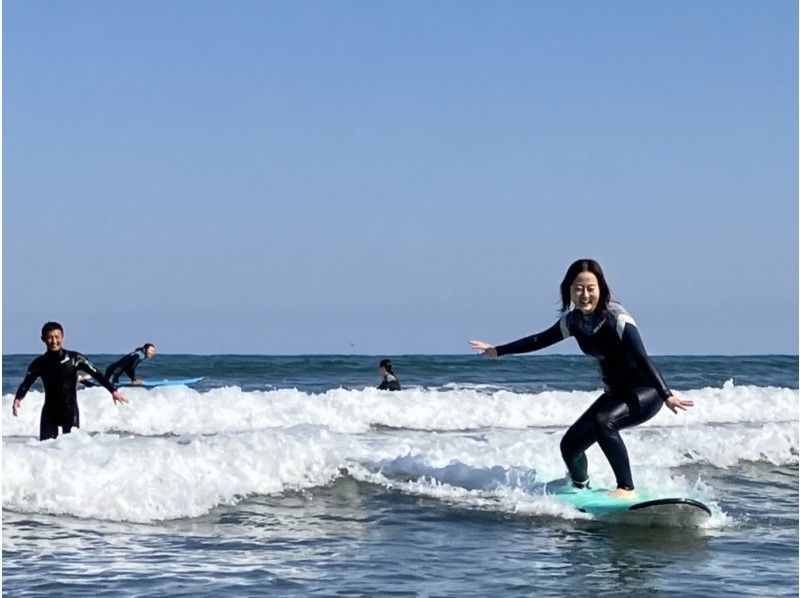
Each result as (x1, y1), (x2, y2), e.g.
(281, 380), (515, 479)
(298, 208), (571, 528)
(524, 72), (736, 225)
(2, 427), (350, 522)
(2, 410), (790, 522)
(342, 462), (729, 528)
(3, 381), (796, 437)
(2, 380), (794, 522)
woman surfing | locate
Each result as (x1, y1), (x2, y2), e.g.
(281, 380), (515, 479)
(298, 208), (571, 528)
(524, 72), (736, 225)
(470, 259), (693, 498)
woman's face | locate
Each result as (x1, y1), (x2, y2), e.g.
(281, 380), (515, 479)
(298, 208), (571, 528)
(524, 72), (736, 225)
(570, 271), (600, 314)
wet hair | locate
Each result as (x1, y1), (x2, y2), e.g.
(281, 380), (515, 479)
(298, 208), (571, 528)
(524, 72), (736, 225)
(40, 321), (64, 339)
(142, 343), (156, 352)
(379, 359), (395, 375)
(559, 259), (611, 313)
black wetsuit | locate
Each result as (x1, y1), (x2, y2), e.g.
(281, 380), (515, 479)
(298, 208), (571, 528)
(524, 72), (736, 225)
(378, 375), (401, 391)
(105, 348), (147, 384)
(15, 349), (117, 441)
(495, 302), (673, 490)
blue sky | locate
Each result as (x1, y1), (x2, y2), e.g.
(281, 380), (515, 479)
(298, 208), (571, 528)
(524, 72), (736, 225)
(3, 1), (797, 355)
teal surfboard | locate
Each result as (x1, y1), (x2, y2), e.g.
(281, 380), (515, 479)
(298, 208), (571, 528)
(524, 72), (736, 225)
(550, 486), (712, 526)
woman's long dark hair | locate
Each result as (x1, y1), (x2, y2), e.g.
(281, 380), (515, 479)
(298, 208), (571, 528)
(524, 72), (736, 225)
(559, 259), (611, 313)
(379, 359), (395, 377)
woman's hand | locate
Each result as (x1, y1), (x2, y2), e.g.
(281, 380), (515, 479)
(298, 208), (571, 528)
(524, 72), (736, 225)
(469, 340), (497, 357)
(665, 394), (693, 414)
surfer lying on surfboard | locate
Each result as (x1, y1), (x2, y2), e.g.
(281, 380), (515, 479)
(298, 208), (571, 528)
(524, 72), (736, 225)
(105, 344), (158, 385)
(79, 343), (157, 387)
(470, 258), (693, 499)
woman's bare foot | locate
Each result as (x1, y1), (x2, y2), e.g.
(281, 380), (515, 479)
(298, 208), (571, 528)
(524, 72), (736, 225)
(608, 487), (638, 499)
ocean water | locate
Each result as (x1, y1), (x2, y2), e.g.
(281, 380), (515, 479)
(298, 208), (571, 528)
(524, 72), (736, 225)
(2, 354), (797, 596)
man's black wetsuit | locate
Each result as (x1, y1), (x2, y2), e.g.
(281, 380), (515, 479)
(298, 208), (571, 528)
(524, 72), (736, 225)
(495, 302), (673, 490)
(15, 350), (117, 440)
(105, 347), (147, 384)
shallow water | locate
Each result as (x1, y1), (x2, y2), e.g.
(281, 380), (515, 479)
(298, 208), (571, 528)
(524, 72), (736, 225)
(3, 354), (798, 596)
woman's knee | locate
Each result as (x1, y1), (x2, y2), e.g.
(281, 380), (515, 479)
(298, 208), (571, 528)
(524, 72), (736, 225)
(592, 411), (619, 436)
(559, 433), (575, 458)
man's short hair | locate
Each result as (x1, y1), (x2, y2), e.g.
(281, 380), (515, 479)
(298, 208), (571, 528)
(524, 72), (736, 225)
(41, 321), (64, 339)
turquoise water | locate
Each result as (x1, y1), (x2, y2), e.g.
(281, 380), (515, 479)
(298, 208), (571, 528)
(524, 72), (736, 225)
(3, 354), (798, 596)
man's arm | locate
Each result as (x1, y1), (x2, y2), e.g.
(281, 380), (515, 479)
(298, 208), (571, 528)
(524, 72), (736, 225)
(13, 362), (39, 416)
(76, 355), (118, 394)
(77, 355), (129, 405)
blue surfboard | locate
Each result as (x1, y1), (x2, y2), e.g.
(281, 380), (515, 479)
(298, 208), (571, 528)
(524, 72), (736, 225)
(83, 377), (205, 388)
(549, 486), (711, 526)
(115, 377), (206, 388)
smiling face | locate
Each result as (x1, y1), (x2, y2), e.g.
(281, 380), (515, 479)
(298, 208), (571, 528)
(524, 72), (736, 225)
(42, 328), (64, 353)
(570, 271), (600, 315)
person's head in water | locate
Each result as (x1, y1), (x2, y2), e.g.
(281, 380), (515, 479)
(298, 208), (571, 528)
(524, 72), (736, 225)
(40, 322), (64, 353)
(379, 359), (396, 379)
(142, 343), (157, 359)
(560, 259), (611, 315)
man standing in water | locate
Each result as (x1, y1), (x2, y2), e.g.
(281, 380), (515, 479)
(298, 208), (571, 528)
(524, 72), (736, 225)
(12, 322), (128, 440)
